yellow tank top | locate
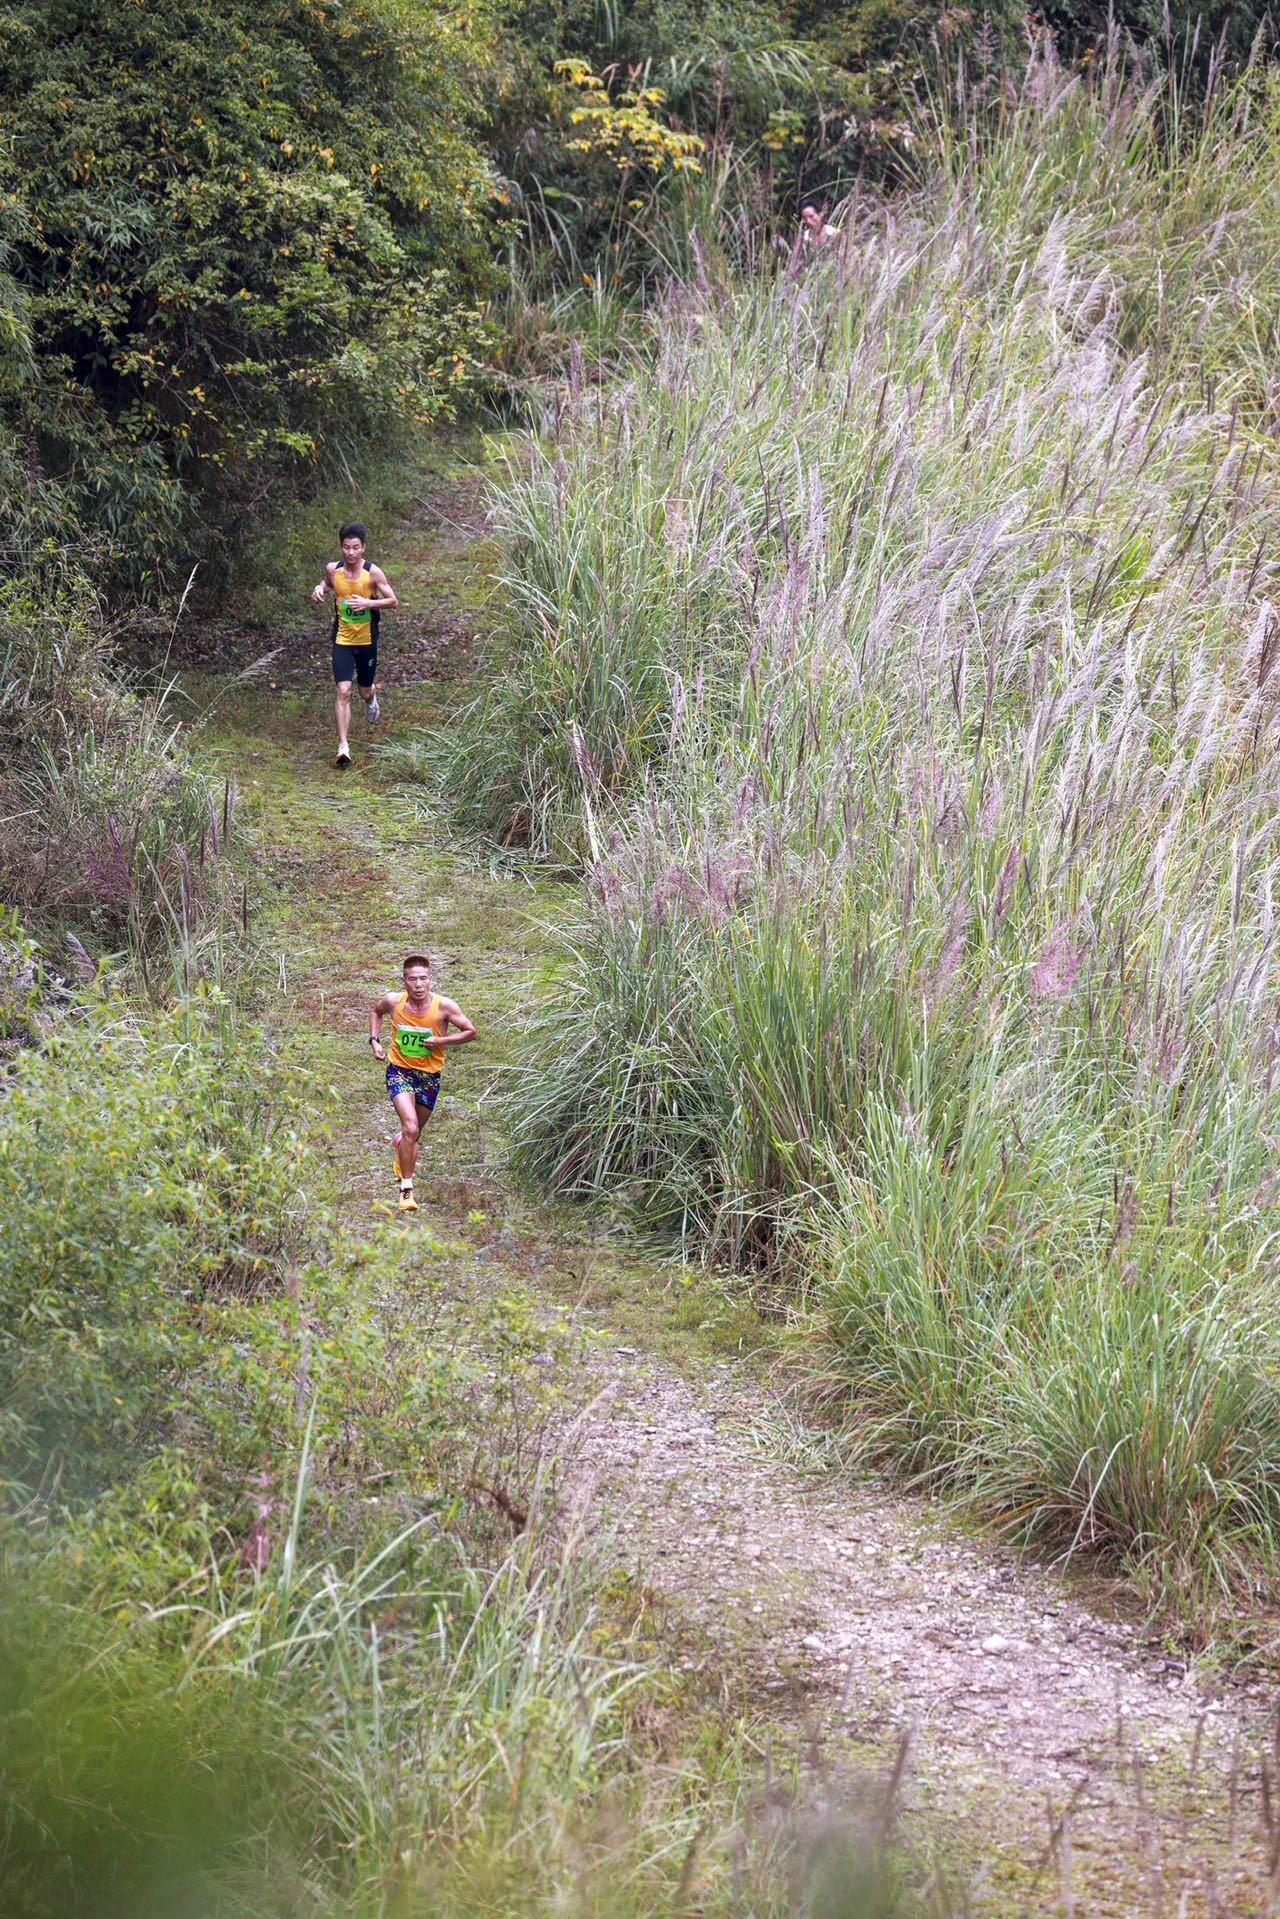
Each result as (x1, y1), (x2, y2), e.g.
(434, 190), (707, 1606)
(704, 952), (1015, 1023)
(388, 992), (444, 1074)
(333, 565), (375, 646)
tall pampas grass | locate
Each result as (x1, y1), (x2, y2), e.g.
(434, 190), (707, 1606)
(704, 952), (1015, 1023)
(450, 40), (1280, 1608)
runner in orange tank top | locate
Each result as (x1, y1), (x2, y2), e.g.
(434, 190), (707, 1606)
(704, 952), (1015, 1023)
(311, 521), (398, 768)
(369, 953), (477, 1212)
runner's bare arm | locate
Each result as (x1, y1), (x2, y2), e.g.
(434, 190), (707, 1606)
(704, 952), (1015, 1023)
(433, 997), (478, 1048)
(311, 560), (339, 604)
(368, 564), (398, 608)
(369, 989), (399, 1061)
(346, 564), (398, 613)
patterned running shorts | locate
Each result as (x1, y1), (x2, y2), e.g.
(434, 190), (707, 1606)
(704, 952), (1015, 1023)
(386, 1063), (441, 1110)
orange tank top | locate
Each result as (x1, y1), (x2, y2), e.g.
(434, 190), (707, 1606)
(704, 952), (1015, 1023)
(387, 991), (444, 1074)
(333, 565), (375, 647)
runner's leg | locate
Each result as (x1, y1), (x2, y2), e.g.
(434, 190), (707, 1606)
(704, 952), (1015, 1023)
(410, 1093), (435, 1179)
(358, 634), (380, 722)
(335, 678), (353, 755)
(331, 641), (355, 760)
(391, 1088), (420, 1180)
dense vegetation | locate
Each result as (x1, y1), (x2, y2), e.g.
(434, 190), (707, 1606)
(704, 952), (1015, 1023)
(0, 3), (963, 1907)
(2, 0), (496, 583)
(10, 0), (1270, 592)
(453, 43), (1280, 1616)
(8, 1), (1280, 1909)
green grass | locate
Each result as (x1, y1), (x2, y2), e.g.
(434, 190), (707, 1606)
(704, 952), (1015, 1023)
(437, 42), (1280, 1622)
(1, 437), (949, 1916)
(0, 560), (237, 986)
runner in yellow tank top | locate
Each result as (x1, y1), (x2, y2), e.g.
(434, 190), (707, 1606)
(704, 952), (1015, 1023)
(311, 521), (398, 768)
(370, 953), (478, 1212)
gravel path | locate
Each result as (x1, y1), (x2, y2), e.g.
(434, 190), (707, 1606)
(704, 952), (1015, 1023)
(562, 1348), (1280, 1913)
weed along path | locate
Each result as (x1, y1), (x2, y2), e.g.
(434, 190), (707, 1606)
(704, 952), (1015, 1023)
(203, 451), (1278, 1915)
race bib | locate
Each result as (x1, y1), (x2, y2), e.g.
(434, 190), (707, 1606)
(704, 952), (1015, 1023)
(341, 600), (371, 624)
(395, 1025), (436, 1061)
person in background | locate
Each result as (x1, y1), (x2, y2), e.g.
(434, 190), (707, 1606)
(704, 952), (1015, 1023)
(311, 522), (398, 767)
(801, 202), (840, 249)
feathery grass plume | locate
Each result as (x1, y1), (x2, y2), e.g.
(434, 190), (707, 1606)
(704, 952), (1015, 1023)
(465, 40), (1280, 1609)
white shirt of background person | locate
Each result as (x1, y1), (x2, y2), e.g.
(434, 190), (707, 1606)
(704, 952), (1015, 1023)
(801, 203), (839, 248)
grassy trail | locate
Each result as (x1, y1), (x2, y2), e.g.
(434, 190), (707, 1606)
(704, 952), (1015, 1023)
(197, 447), (1277, 1915)
(201, 455), (737, 1360)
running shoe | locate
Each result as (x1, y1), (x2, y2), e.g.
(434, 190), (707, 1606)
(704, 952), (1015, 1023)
(336, 744), (351, 768)
(398, 1187), (418, 1213)
(393, 1132), (402, 1182)
(366, 693), (381, 724)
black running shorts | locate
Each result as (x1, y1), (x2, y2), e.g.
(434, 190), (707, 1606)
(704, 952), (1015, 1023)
(332, 637), (377, 688)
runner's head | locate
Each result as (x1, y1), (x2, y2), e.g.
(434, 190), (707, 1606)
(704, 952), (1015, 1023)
(801, 204), (822, 232)
(340, 521), (368, 572)
(403, 953), (431, 1000)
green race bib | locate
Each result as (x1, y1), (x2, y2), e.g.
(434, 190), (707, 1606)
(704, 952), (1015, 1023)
(395, 1025), (436, 1061)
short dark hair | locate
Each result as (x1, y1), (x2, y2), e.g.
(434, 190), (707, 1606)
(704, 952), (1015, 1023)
(403, 953), (430, 972)
(340, 522), (368, 544)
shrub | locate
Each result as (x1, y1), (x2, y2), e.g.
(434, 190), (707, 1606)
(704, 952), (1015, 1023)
(0, 1000), (314, 1488)
(1, 0), (497, 585)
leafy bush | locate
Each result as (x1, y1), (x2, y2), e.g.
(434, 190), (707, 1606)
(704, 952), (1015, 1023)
(0, 1000), (315, 1487)
(0, 910), (40, 1055)
(1, 0), (497, 584)
(457, 43), (1280, 1599)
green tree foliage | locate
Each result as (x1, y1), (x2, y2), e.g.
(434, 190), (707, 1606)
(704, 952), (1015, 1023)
(0, 169), (74, 554)
(485, 0), (850, 271)
(1043, 0), (1276, 64)
(485, 0), (1042, 301)
(1, 0), (498, 584)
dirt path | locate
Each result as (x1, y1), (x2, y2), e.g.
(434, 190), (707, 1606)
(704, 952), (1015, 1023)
(207, 447), (1280, 1916)
(564, 1356), (1277, 1912)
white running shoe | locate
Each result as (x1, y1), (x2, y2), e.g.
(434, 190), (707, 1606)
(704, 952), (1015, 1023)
(366, 693), (381, 724)
(336, 744), (351, 767)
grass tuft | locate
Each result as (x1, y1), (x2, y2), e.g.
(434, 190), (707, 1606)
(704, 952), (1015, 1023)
(453, 41), (1280, 1611)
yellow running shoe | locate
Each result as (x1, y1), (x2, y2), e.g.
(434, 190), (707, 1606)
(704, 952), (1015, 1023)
(393, 1131), (402, 1183)
(398, 1186), (418, 1213)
